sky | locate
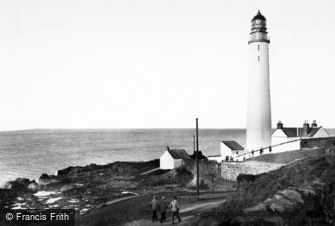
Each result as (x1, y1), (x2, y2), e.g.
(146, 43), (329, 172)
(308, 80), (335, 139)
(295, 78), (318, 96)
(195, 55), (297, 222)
(0, 0), (335, 130)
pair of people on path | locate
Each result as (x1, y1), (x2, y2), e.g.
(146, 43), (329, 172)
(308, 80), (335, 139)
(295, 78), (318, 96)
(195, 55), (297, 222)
(151, 195), (181, 224)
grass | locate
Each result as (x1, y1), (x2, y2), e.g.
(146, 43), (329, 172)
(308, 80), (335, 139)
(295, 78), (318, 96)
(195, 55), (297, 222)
(192, 156), (335, 225)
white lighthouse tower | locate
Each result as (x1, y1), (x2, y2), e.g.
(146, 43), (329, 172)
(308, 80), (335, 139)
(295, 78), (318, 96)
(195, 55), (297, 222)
(246, 11), (272, 151)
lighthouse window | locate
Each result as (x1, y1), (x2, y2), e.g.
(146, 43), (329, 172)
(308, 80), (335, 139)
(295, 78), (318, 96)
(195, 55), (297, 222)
(258, 45), (260, 51)
(258, 56), (260, 61)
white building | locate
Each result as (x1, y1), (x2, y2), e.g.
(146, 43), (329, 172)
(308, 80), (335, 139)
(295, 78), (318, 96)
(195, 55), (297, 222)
(208, 141), (244, 162)
(246, 11), (272, 151)
(272, 120), (331, 145)
(160, 147), (191, 169)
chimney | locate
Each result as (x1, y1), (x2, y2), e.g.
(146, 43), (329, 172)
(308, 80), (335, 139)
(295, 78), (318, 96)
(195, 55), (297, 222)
(311, 120), (318, 128)
(303, 120), (310, 137)
(277, 120), (283, 129)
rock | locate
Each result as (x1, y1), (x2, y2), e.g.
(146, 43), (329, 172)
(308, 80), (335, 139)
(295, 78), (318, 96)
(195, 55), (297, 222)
(325, 148), (335, 165)
(39, 174), (58, 185)
(278, 189), (303, 204)
(60, 184), (76, 192)
(244, 203), (268, 214)
(296, 188), (316, 197)
(233, 216), (287, 226)
(27, 182), (38, 191)
(269, 202), (286, 214)
(3, 182), (12, 190)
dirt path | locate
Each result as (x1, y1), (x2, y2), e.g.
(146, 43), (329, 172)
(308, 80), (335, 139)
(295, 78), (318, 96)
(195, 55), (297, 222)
(121, 199), (226, 226)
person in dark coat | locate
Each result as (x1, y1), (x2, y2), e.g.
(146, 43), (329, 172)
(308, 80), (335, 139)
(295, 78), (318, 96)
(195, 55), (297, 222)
(159, 196), (169, 223)
(150, 195), (158, 222)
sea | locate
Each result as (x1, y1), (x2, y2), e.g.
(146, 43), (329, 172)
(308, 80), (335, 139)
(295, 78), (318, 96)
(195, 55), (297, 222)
(0, 129), (246, 186)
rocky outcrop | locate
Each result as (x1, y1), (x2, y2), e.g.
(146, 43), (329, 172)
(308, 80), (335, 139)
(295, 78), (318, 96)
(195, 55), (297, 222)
(192, 156), (335, 226)
(239, 181), (334, 225)
(0, 159), (161, 214)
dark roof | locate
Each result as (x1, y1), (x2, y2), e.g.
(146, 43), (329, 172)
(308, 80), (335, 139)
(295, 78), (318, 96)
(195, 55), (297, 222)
(221, 141), (244, 150)
(168, 149), (191, 160)
(282, 128), (302, 137)
(308, 128), (320, 137)
(279, 127), (322, 137)
(251, 10), (266, 22)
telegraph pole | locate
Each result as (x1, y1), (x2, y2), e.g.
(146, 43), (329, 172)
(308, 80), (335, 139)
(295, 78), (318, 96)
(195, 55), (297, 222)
(196, 118), (199, 199)
(193, 135), (195, 153)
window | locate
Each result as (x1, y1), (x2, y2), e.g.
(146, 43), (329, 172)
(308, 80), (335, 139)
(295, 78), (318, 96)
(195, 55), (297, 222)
(258, 56), (260, 61)
(258, 45), (260, 51)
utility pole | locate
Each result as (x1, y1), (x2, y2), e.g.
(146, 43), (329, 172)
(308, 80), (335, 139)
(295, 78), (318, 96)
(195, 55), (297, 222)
(193, 135), (195, 153)
(196, 118), (199, 199)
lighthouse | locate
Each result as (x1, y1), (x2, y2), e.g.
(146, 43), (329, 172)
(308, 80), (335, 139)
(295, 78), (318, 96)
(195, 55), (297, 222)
(246, 11), (272, 151)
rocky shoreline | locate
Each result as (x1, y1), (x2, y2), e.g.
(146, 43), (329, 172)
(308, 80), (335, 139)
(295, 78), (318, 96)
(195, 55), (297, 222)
(0, 159), (187, 215)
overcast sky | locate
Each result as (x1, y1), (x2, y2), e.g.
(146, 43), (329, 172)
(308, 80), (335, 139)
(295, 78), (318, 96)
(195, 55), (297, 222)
(0, 0), (334, 130)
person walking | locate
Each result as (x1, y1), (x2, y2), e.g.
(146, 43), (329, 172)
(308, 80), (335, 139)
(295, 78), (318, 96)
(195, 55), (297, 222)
(151, 195), (158, 222)
(170, 196), (181, 224)
(159, 196), (168, 223)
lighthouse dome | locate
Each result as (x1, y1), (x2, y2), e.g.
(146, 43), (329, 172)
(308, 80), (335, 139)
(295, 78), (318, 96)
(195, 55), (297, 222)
(251, 10), (266, 21)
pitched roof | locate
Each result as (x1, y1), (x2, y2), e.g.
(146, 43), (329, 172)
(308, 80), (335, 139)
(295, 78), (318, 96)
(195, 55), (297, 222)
(221, 141), (244, 150)
(282, 128), (302, 137)
(167, 149), (190, 160)
(279, 127), (322, 137)
(308, 128), (320, 137)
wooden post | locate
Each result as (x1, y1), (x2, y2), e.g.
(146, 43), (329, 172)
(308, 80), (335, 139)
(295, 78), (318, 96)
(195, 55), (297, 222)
(193, 135), (195, 153)
(196, 118), (199, 199)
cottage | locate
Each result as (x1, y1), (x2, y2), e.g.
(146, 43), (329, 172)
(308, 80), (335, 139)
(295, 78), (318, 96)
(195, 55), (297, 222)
(208, 141), (244, 162)
(160, 146), (191, 169)
(272, 120), (331, 145)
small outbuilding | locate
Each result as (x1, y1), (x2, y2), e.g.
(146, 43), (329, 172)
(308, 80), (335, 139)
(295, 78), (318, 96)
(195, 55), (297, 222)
(160, 146), (191, 169)
(208, 140), (244, 162)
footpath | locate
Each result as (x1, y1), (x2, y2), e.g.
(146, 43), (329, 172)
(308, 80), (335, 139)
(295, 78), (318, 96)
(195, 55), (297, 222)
(121, 199), (226, 226)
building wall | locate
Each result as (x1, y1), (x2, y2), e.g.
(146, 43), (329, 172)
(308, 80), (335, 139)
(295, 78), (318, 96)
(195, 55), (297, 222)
(236, 139), (301, 161)
(221, 161), (284, 181)
(173, 159), (183, 168)
(208, 156), (225, 163)
(246, 41), (271, 151)
(220, 143), (232, 157)
(272, 129), (288, 145)
(271, 139), (301, 153)
(160, 151), (174, 169)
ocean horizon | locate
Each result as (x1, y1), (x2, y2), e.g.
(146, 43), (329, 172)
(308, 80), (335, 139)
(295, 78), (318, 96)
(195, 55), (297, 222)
(1, 127), (334, 187)
(0, 128), (246, 186)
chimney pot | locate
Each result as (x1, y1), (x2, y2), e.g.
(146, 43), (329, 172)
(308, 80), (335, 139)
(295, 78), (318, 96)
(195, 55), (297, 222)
(303, 120), (310, 136)
(311, 120), (318, 128)
(277, 120), (283, 129)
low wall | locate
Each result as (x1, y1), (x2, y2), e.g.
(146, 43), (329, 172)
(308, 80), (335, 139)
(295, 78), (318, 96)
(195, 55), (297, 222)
(301, 137), (335, 149)
(221, 161), (284, 181)
(184, 159), (219, 177)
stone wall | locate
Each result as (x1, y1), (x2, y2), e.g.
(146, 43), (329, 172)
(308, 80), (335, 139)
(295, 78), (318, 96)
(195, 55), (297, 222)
(300, 137), (335, 149)
(184, 159), (222, 189)
(184, 159), (219, 177)
(221, 161), (284, 181)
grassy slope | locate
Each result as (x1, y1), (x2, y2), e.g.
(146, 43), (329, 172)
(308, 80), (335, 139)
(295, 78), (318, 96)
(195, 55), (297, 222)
(193, 156), (335, 225)
(246, 148), (325, 163)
